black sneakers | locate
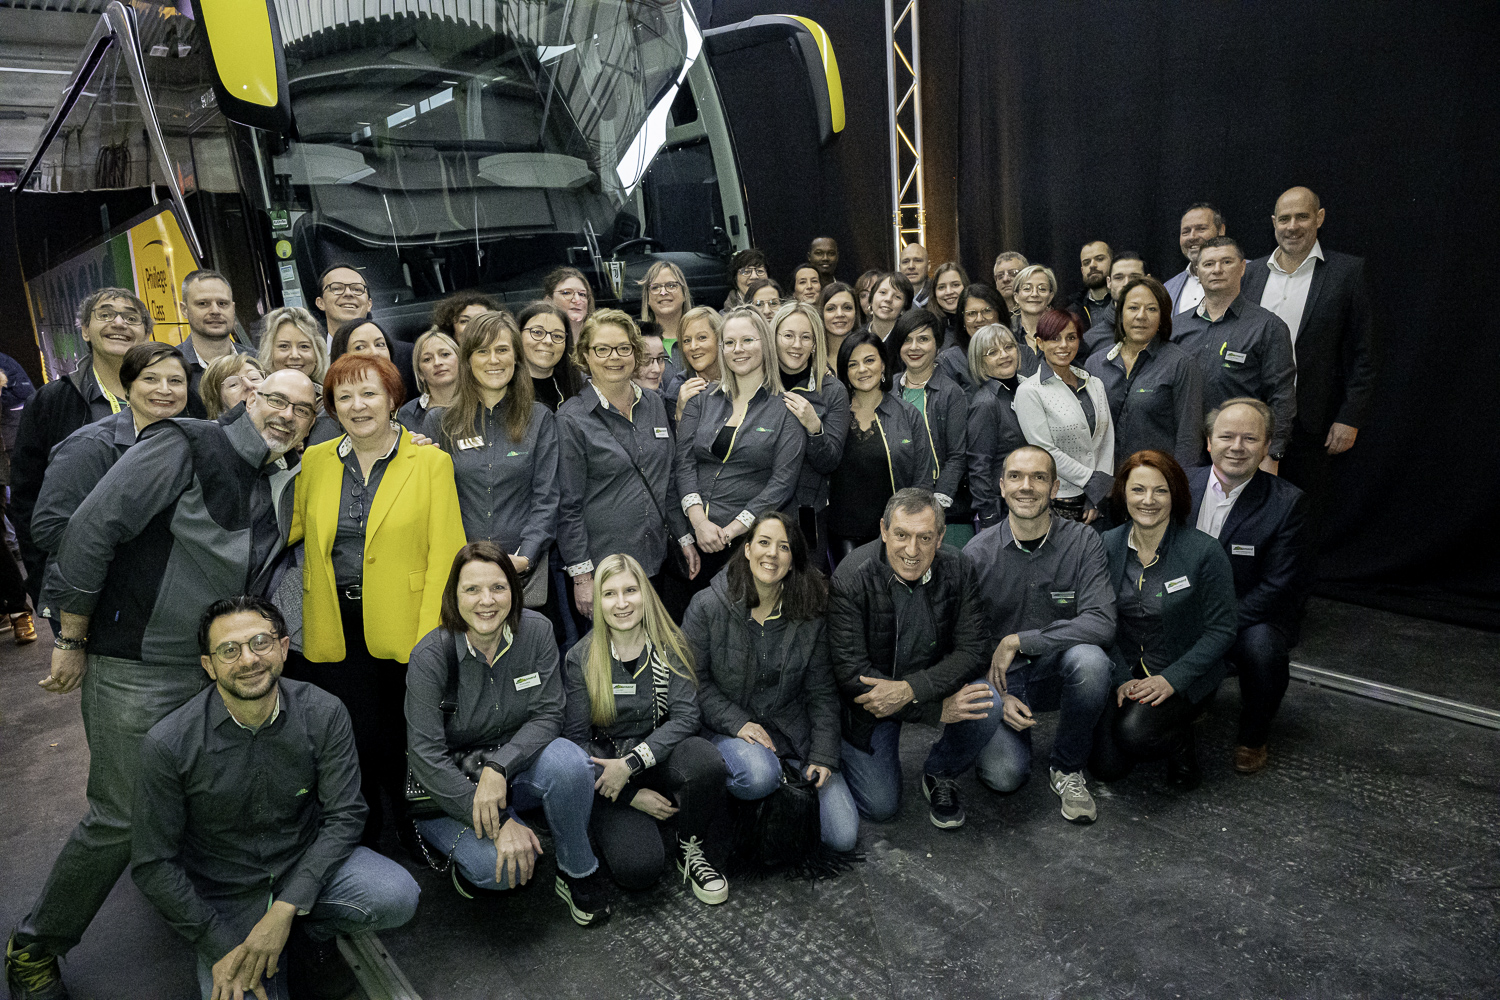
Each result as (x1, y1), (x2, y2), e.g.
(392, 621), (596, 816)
(922, 774), (966, 829)
(285, 923), (358, 1000)
(555, 869), (612, 926)
(677, 835), (729, 904)
(5, 937), (70, 1000)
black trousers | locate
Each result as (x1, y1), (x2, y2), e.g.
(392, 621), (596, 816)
(589, 736), (727, 891)
(1279, 427), (1337, 553)
(285, 595), (409, 847)
(1089, 691), (1207, 781)
(1227, 623), (1291, 748)
(828, 530), (878, 570)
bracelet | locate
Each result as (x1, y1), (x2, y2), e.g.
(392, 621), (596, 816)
(53, 636), (88, 651)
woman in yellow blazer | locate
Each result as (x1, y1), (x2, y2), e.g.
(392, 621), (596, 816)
(291, 353), (466, 845)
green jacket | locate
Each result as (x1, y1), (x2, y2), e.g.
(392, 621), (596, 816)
(1101, 522), (1238, 704)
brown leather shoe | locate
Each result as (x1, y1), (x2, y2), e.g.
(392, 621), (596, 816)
(11, 613), (37, 645)
(1234, 744), (1268, 774)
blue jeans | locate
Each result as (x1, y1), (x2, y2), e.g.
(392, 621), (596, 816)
(711, 735), (861, 852)
(15, 656), (209, 957)
(978, 645), (1112, 790)
(838, 691), (1004, 822)
(415, 737), (598, 889)
(194, 846), (419, 1000)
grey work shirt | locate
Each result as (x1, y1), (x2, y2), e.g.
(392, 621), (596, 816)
(746, 606), (789, 722)
(131, 679), (365, 963)
(561, 633), (700, 766)
(886, 568), (941, 722)
(330, 434), (398, 588)
(1171, 294), (1297, 455)
(782, 368), (851, 510)
(1118, 530), (1173, 677)
(425, 399), (560, 564)
(1084, 339), (1205, 470)
(556, 384), (689, 578)
(404, 611), (563, 825)
(676, 383), (806, 530)
(966, 376), (1026, 530)
(963, 516), (1117, 702)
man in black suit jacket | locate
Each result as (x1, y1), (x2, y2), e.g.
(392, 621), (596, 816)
(1241, 187), (1375, 530)
(1190, 398), (1312, 774)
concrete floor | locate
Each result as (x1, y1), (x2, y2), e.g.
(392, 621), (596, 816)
(2, 600), (1497, 1000)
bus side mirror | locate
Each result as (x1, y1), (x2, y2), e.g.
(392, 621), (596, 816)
(194, 0), (293, 136)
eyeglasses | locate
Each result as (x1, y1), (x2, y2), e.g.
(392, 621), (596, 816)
(554, 287), (589, 300)
(995, 268), (1021, 280)
(322, 282), (368, 297)
(93, 306), (144, 326)
(590, 344), (636, 359)
(964, 309), (996, 321)
(210, 632), (280, 664)
(259, 391), (317, 421)
(524, 326), (567, 345)
(648, 281), (682, 295)
(757, 298), (782, 310)
(348, 481), (366, 523)
(640, 354), (669, 368)
(737, 266), (767, 278)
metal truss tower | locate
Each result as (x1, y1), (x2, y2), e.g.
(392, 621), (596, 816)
(884, 0), (924, 262)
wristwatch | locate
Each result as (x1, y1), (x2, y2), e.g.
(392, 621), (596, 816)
(53, 635), (88, 651)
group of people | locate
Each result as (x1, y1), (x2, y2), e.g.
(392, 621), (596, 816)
(2, 184), (1371, 1000)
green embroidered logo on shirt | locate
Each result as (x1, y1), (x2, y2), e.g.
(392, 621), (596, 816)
(296, 788), (309, 796)
(755, 426), (772, 432)
(506, 450), (526, 457)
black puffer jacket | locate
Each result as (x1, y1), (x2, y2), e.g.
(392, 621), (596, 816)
(827, 539), (990, 751)
(684, 571), (841, 770)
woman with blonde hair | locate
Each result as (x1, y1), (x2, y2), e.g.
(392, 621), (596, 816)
(676, 307), (806, 591)
(257, 305), (327, 383)
(773, 300), (849, 568)
(664, 305), (723, 423)
(1011, 263), (1060, 354)
(425, 311), (559, 610)
(397, 328), (460, 432)
(198, 354), (266, 419)
(639, 260), (693, 367)
(563, 554), (729, 901)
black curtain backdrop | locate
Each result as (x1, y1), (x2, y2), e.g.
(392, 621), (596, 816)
(956, 1), (1500, 628)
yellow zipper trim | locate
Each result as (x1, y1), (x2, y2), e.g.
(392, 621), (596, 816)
(873, 411), (897, 494)
(704, 415), (745, 519)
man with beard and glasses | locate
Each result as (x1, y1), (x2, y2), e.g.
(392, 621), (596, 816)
(5, 370), (317, 1000)
(962, 445), (1116, 826)
(133, 597), (418, 1000)
(1069, 240), (1114, 341)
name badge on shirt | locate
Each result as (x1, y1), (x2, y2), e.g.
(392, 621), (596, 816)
(513, 672), (541, 691)
(1232, 544), (1256, 556)
(612, 683), (637, 696)
(457, 436), (485, 450)
(1050, 591), (1076, 602)
(654, 427), (669, 439)
(1165, 576), (1192, 594)
(1224, 350), (1248, 364)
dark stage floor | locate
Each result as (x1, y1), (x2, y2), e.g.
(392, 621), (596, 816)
(2, 599), (1497, 1000)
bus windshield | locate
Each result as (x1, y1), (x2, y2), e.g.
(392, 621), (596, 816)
(269, 1), (698, 248)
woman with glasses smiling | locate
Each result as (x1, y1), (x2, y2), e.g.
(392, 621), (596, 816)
(639, 261), (694, 373)
(517, 301), (582, 412)
(291, 353), (467, 845)
(558, 310), (701, 621)
(724, 248), (768, 310)
(544, 266), (596, 341)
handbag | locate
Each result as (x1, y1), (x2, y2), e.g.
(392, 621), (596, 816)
(731, 757), (823, 871)
(520, 549), (548, 608)
(404, 636), (499, 819)
(600, 415), (691, 577)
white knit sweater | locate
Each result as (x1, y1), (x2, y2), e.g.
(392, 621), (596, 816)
(1013, 365), (1115, 497)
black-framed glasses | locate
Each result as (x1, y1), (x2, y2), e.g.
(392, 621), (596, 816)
(524, 326), (568, 345)
(259, 391), (317, 421)
(640, 354), (669, 368)
(648, 281), (682, 295)
(322, 281), (368, 297)
(591, 344), (636, 359)
(210, 632), (280, 664)
(348, 481), (365, 523)
(92, 306), (145, 326)
(737, 265), (767, 278)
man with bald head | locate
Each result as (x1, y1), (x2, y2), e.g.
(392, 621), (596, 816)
(1241, 187), (1375, 521)
(6, 368), (318, 994)
(900, 243), (930, 306)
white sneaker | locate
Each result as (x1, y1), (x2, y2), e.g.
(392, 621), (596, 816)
(1049, 768), (1097, 824)
(677, 835), (728, 904)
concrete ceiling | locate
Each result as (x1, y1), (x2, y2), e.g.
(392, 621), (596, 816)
(0, 4), (109, 172)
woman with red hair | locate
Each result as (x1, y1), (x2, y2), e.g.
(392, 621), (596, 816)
(1014, 308), (1115, 523)
(1091, 449), (1237, 790)
(291, 353), (467, 845)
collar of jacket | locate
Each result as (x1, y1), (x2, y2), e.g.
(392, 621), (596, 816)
(65, 352), (98, 398)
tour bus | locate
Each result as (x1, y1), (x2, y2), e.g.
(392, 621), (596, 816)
(14, 0), (844, 377)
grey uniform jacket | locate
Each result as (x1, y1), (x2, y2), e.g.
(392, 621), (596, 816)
(556, 385), (688, 578)
(676, 383), (806, 529)
(404, 612), (563, 824)
(1084, 339), (1205, 470)
(683, 571), (841, 770)
(561, 631), (701, 766)
(966, 377), (1027, 530)
(1171, 294), (1297, 456)
(782, 367), (851, 510)
(894, 370), (968, 508)
(425, 400), (559, 564)
(857, 392), (937, 495)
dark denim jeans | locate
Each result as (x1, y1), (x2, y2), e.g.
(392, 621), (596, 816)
(976, 644), (1113, 790)
(711, 735), (860, 852)
(1228, 623), (1290, 747)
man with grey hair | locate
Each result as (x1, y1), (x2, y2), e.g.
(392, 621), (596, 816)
(1172, 236), (1297, 472)
(992, 251), (1028, 315)
(827, 488), (993, 830)
(9, 287), (153, 616)
(964, 445), (1115, 824)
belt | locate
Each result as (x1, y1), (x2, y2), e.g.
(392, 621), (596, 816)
(340, 584), (363, 600)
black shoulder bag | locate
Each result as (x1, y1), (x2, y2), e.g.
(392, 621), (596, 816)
(404, 638), (495, 819)
(600, 413), (691, 577)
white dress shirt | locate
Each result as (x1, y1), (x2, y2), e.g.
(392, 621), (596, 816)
(1259, 240), (1324, 350)
(1196, 467), (1251, 538)
(1176, 272), (1205, 315)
